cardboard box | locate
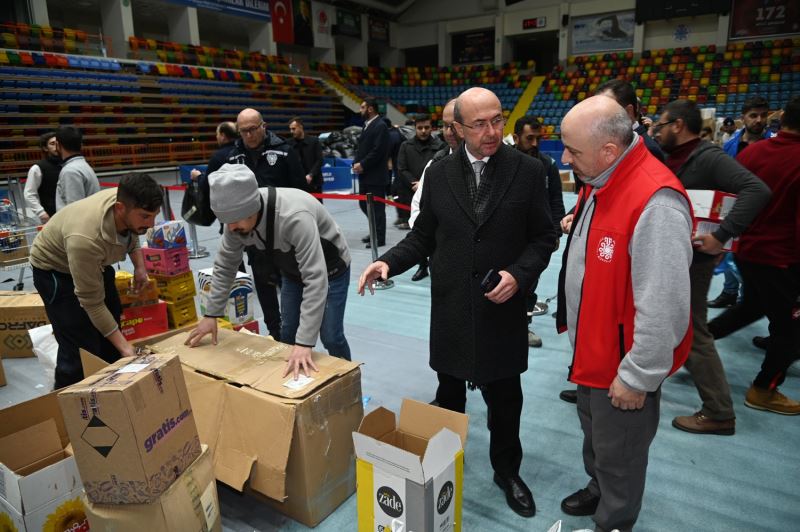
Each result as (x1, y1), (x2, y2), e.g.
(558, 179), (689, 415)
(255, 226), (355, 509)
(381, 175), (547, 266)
(166, 298), (198, 329)
(687, 189), (737, 221)
(216, 319), (260, 335)
(353, 399), (469, 532)
(142, 246), (190, 276)
(0, 392), (89, 532)
(693, 217), (739, 252)
(58, 352), (202, 504)
(198, 269), (254, 325)
(152, 270), (196, 303)
(83, 444), (221, 532)
(116, 271), (160, 307)
(0, 291), (49, 358)
(120, 300), (169, 340)
(142, 329), (363, 527)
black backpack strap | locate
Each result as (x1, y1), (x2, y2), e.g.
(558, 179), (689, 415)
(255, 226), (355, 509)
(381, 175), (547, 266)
(266, 186), (276, 252)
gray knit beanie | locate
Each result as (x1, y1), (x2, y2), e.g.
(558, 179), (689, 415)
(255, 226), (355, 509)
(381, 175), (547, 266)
(208, 163), (261, 223)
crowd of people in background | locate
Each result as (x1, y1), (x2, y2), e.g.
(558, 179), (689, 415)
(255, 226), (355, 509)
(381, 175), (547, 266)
(22, 83), (798, 532)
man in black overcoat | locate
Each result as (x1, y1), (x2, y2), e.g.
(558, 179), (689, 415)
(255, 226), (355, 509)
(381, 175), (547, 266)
(358, 88), (557, 518)
(353, 97), (390, 247)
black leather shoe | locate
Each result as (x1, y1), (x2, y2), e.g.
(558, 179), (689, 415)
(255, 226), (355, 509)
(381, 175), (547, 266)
(708, 291), (737, 308)
(361, 235), (370, 243)
(411, 266), (429, 282)
(559, 389), (578, 404)
(365, 241), (385, 249)
(561, 488), (599, 516)
(752, 336), (770, 350)
(493, 473), (535, 518)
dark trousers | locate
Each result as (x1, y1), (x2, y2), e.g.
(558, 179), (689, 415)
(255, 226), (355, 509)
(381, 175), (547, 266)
(358, 182), (386, 244)
(32, 266), (122, 389)
(435, 372), (523, 476)
(577, 385), (660, 532)
(709, 260), (800, 389)
(246, 248), (282, 341)
(685, 257), (735, 420)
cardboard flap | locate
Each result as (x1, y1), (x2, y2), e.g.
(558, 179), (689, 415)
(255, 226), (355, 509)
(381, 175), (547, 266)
(0, 393), (68, 448)
(146, 328), (360, 399)
(353, 432), (425, 484)
(18, 455), (81, 515)
(0, 291), (44, 307)
(214, 446), (257, 491)
(398, 399), (469, 448)
(0, 419), (61, 473)
(421, 428), (463, 480)
(80, 349), (110, 377)
(357, 407), (397, 440)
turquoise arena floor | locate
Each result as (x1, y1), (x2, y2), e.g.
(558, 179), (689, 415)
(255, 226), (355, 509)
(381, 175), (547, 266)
(2, 184), (798, 532)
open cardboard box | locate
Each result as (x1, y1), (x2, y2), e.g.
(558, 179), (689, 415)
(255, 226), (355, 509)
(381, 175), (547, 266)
(85, 327), (364, 527)
(0, 393), (88, 531)
(353, 399), (469, 532)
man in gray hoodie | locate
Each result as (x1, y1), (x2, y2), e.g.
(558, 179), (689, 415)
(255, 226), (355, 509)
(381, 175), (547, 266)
(556, 96), (693, 531)
(54, 126), (100, 210)
(185, 164), (351, 378)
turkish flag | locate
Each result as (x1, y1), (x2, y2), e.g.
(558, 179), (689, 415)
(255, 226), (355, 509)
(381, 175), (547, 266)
(270, 0), (294, 44)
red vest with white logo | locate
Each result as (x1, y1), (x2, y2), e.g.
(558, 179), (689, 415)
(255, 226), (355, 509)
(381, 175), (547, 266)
(562, 139), (693, 389)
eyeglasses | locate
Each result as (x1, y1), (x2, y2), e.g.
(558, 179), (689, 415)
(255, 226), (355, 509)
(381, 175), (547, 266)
(442, 121), (455, 131)
(239, 122), (264, 136)
(458, 115), (506, 132)
(652, 119), (676, 133)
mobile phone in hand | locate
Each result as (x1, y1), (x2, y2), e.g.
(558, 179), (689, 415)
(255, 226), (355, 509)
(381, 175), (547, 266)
(480, 269), (502, 292)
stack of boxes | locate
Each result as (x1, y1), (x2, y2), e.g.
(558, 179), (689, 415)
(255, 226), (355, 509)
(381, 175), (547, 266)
(57, 352), (221, 531)
(198, 267), (259, 333)
(142, 221), (199, 330)
(116, 270), (168, 341)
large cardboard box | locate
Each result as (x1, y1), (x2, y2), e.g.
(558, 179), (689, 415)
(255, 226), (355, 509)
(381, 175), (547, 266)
(142, 328), (363, 527)
(0, 393), (89, 532)
(83, 444), (221, 532)
(58, 352), (202, 504)
(353, 399), (469, 532)
(0, 291), (49, 358)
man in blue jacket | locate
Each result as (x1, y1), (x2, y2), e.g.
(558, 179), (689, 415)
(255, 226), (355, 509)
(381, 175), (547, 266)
(353, 98), (390, 248)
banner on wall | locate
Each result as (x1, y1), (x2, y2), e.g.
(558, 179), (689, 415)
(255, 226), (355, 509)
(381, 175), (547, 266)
(292, 0), (314, 46)
(369, 17), (390, 43)
(571, 11), (635, 55)
(164, 0), (269, 20)
(269, 0), (294, 43)
(312, 1), (334, 48)
(451, 30), (494, 65)
(729, 0), (799, 39)
(336, 8), (362, 39)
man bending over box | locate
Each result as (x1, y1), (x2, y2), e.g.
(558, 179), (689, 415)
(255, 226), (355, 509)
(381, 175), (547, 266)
(185, 164), (352, 379)
(30, 174), (163, 388)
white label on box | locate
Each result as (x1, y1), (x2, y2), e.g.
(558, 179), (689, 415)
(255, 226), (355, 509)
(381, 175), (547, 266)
(283, 375), (315, 390)
(116, 363), (150, 373)
(201, 481), (218, 530)
(372, 467), (406, 532)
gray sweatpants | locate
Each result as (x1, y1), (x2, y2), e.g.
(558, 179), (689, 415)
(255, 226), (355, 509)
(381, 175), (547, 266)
(577, 385), (661, 532)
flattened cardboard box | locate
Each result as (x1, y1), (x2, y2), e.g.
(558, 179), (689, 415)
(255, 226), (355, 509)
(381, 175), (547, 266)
(353, 399), (469, 532)
(59, 352), (201, 504)
(0, 291), (49, 358)
(143, 328), (364, 527)
(84, 444), (221, 532)
(0, 392), (89, 532)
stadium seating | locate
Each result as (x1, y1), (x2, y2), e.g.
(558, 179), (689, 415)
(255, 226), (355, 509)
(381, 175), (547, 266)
(527, 39), (800, 138)
(1, 21), (103, 57)
(0, 54), (346, 178)
(315, 61), (534, 121)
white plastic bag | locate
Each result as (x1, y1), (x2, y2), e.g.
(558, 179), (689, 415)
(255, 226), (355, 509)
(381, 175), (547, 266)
(29, 324), (58, 390)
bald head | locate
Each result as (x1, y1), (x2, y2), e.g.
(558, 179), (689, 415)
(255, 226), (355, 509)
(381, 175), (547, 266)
(237, 108), (266, 149)
(441, 98), (460, 149)
(560, 95), (634, 180)
(454, 88), (504, 158)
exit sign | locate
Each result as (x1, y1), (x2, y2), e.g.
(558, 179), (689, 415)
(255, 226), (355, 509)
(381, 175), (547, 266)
(522, 17), (546, 30)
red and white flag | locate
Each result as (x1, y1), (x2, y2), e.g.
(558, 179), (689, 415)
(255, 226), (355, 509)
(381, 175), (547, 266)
(269, 0), (294, 44)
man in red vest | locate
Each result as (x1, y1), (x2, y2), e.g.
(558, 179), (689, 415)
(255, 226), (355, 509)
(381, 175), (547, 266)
(556, 95), (694, 531)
